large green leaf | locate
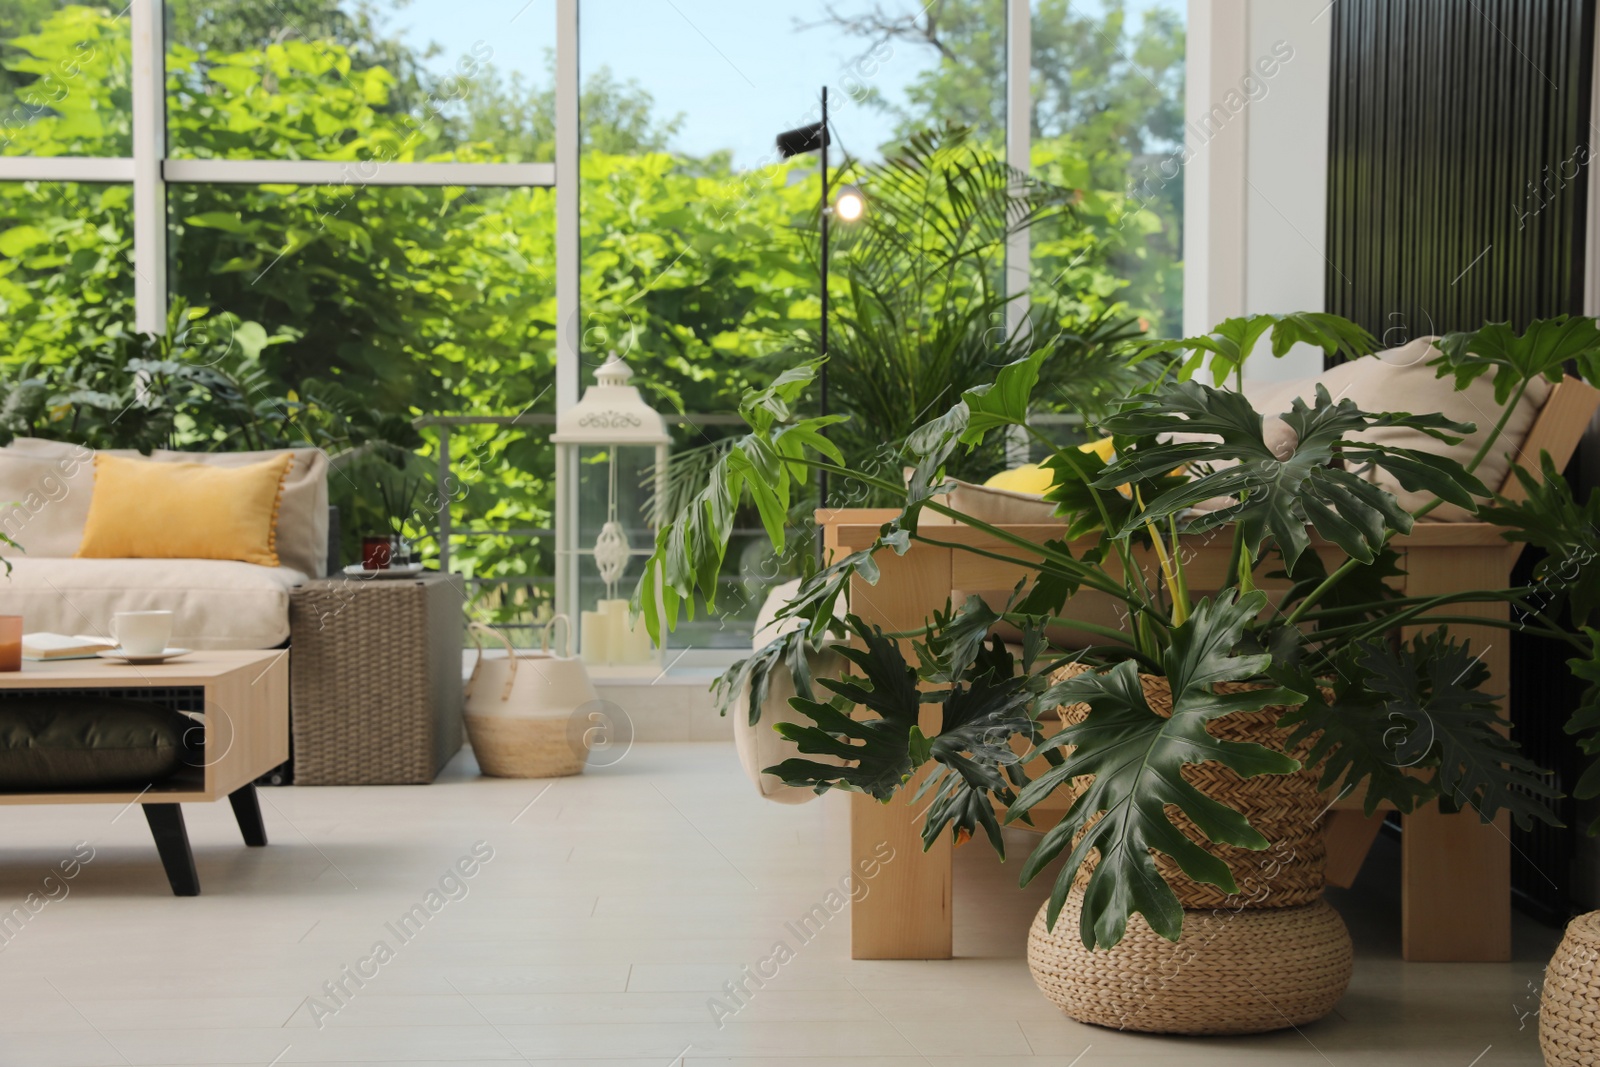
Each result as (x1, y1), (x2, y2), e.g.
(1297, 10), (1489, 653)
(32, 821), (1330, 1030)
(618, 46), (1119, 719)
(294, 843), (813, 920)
(767, 615), (1049, 857)
(638, 361), (846, 638)
(1129, 312), (1377, 386)
(766, 618), (927, 797)
(1008, 592), (1305, 948)
(1274, 655), (1435, 817)
(1097, 381), (1484, 568)
(1566, 634), (1600, 830)
(958, 348), (1047, 446)
(1364, 630), (1560, 829)
(1432, 317), (1600, 403)
(1480, 452), (1600, 628)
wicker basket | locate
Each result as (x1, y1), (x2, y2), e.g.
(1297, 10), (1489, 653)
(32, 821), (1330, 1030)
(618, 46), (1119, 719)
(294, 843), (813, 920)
(462, 622), (597, 779)
(1050, 665), (1326, 908)
(464, 713), (587, 778)
(1028, 889), (1352, 1035)
(1541, 910), (1600, 1065)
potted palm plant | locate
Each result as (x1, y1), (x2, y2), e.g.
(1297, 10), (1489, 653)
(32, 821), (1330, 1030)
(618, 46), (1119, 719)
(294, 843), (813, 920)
(638, 312), (1600, 1038)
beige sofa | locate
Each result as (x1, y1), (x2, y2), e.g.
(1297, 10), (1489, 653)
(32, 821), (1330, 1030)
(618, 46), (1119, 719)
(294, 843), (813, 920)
(0, 439), (330, 650)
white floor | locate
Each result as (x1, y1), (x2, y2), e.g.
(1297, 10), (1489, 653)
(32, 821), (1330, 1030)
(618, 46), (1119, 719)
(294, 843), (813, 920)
(0, 742), (1560, 1066)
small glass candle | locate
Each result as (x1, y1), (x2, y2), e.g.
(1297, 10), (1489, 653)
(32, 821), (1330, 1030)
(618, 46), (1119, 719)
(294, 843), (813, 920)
(0, 615), (21, 672)
(361, 536), (392, 570)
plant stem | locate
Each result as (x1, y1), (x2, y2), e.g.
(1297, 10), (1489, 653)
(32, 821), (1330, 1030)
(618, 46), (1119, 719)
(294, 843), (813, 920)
(1412, 379), (1529, 522)
(995, 611), (1148, 650)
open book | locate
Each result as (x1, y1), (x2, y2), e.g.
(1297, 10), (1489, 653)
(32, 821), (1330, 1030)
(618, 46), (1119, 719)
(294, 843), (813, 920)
(22, 633), (117, 660)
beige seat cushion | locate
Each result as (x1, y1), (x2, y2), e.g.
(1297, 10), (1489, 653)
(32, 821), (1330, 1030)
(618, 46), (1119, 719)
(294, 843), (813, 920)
(1, 557), (303, 650)
(1244, 337), (1551, 521)
(151, 448), (330, 577)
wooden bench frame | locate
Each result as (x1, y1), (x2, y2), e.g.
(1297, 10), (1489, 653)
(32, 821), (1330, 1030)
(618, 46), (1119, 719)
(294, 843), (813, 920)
(819, 376), (1600, 963)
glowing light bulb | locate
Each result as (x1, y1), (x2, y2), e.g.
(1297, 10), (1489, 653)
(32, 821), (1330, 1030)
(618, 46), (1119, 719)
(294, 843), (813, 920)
(833, 185), (866, 222)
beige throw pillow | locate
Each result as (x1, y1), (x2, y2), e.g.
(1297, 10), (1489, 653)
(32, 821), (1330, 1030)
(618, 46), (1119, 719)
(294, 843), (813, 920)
(151, 448), (330, 576)
(0, 446), (95, 557)
(1244, 337), (1551, 521)
(0, 440), (139, 557)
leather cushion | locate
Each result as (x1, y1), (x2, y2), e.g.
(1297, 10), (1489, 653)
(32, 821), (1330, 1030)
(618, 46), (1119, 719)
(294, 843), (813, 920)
(0, 696), (195, 790)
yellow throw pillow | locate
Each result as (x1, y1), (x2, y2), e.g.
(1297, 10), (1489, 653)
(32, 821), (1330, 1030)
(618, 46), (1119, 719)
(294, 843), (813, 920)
(983, 462), (1055, 495)
(77, 453), (293, 567)
(982, 439), (1116, 496)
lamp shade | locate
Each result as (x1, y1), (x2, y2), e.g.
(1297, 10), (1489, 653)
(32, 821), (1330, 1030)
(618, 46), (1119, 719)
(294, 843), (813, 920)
(551, 354), (671, 446)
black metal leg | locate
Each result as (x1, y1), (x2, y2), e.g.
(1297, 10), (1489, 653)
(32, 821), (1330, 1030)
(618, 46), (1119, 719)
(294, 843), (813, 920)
(228, 784), (268, 847)
(142, 804), (200, 897)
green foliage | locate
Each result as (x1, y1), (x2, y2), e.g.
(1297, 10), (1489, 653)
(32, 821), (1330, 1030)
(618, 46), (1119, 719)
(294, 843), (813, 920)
(1010, 592), (1305, 949)
(1128, 312), (1379, 388)
(1481, 452), (1600, 628)
(768, 610), (1048, 857)
(1096, 381), (1485, 569)
(1433, 316), (1600, 404)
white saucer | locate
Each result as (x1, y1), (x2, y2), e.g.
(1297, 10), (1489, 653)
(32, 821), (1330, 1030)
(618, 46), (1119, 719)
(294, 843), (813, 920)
(97, 647), (192, 664)
(343, 563), (426, 579)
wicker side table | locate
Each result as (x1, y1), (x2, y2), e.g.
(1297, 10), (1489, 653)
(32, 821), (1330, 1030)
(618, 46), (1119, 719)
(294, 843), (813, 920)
(289, 573), (465, 785)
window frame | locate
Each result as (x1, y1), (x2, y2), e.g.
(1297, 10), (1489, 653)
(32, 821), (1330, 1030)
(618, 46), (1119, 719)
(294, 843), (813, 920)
(0, 0), (1063, 656)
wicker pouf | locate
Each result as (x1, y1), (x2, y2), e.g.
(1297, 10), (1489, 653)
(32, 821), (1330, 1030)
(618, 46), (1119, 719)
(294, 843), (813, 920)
(1052, 666), (1327, 908)
(1028, 891), (1352, 1035)
(289, 574), (465, 785)
(1541, 911), (1600, 1065)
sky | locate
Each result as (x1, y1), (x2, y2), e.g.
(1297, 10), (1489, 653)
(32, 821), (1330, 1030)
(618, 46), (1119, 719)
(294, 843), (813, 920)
(382, 0), (1182, 168)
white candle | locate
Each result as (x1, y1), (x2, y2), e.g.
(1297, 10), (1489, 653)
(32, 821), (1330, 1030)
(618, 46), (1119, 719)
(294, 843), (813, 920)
(597, 599), (628, 662)
(624, 612), (654, 664)
(580, 610), (610, 664)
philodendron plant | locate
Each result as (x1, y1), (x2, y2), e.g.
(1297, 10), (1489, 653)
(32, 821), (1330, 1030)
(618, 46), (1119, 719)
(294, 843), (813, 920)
(637, 312), (1600, 949)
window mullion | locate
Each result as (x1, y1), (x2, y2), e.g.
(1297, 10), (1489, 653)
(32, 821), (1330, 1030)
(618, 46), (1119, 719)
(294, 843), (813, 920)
(130, 0), (167, 336)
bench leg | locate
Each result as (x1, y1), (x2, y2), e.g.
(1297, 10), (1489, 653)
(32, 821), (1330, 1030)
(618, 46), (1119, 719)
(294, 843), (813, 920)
(228, 784), (268, 847)
(142, 804), (200, 897)
(1402, 804), (1511, 961)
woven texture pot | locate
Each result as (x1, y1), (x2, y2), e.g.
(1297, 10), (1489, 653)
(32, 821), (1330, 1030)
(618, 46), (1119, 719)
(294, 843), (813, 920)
(1028, 890), (1352, 1035)
(1541, 910), (1600, 1065)
(1051, 665), (1326, 908)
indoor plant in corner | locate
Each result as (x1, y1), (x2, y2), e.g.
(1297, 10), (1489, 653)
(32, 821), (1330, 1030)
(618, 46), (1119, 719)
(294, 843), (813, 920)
(637, 313), (1600, 1038)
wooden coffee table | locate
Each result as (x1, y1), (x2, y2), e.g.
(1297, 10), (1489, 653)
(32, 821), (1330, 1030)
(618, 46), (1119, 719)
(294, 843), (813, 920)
(0, 650), (289, 895)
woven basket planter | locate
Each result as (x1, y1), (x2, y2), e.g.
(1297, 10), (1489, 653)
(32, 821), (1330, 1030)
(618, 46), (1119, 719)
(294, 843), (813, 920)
(1028, 889), (1352, 1035)
(1541, 910), (1600, 1065)
(1051, 665), (1326, 909)
(464, 714), (587, 778)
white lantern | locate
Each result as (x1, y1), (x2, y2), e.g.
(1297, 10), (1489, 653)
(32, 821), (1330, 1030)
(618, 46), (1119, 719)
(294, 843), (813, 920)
(552, 354), (670, 670)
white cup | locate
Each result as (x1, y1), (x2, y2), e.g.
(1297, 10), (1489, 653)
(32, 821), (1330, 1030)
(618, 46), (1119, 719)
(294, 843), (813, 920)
(111, 611), (173, 656)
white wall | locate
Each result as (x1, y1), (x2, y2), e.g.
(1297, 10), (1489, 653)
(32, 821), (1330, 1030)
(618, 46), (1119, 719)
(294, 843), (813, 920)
(1185, 0), (1335, 384)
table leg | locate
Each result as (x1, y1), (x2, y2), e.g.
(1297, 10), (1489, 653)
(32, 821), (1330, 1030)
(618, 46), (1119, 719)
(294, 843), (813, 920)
(1399, 545), (1512, 961)
(228, 784), (268, 847)
(845, 546), (954, 959)
(142, 804), (200, 897)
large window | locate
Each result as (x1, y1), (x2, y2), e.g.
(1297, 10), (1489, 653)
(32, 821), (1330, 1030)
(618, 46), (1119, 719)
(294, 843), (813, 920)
(1030, 0), (1185, 335)
(0, 1), (1184, 654)
(0, 2), (130, 157)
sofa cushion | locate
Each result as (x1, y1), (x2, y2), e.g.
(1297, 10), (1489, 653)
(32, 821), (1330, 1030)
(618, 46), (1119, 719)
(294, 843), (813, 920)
(6, 439), (330, 577)
(1244, 337), (1552, 521)
(0, 441), (137, 557)
(151, 447), (330, 577)
(3, 557), (304, 649)
(0, 696), (193, 791)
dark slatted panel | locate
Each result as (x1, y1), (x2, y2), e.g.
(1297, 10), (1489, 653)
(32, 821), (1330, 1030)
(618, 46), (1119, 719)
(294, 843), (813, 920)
(1327, 0), (1595, 921)
(1327, 0), (1592, 340)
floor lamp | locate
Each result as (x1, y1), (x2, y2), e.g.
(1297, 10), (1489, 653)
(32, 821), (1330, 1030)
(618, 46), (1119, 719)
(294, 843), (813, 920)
(775, 86), (865, 514)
